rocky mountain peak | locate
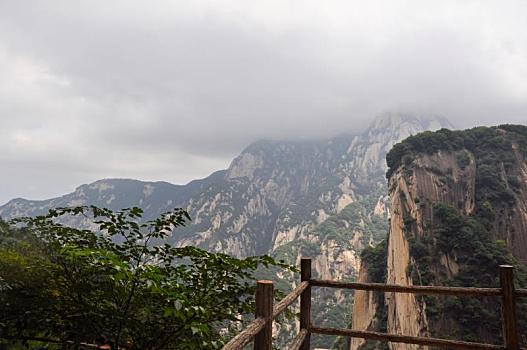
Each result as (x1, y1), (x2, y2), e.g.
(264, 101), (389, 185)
(226, 151), (265, 180)
(225, 114), (452, 183)
(364, 113), (454, 149)
(369, 112), (453, 132)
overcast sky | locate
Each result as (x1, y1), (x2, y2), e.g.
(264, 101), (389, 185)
(1, 0), (526, 204)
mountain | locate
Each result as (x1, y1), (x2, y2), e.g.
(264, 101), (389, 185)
(0, 113), (452, 348)
(351, 125), (527, 350)
(0, 114), (451, 256)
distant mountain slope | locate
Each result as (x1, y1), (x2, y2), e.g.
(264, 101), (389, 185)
(0, 172), (226, 228)
(0, 113), (452, 348)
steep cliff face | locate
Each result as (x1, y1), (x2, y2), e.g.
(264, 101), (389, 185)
(386, 126), (527, 264)
(384, 150), (479, 348)
(350, 236), (388, 350)
(385, 172), (429, 350)
(350, 262), (381, 350)
(352, 125), (527, 349)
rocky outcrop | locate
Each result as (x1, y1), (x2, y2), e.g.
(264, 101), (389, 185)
(384, 150), (478, 337)
(353, 125), (527, 349)
(350, 267), (379, 350)
(384, 171), (429, 350)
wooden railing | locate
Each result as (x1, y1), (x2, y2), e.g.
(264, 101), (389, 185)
(222, 258), (526, 350)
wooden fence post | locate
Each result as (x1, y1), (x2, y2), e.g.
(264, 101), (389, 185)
(500, 265), (519, 350)
(254, 280), (273, 350)
(300, 258), (312, 350)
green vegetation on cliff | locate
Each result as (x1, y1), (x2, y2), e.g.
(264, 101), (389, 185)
(407, 203), (527, 342)
(361, 239), (388, 284)
(387, 124), (527, 181)
(383, 125), (527, 344)
(356, 240), (388, 350)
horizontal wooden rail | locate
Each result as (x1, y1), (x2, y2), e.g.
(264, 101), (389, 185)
(310, 326), (505, 350)
(311, 279), (503, 296)
(222, 261), (524, 350)
(272, 281), (309, 319)
(221, 318), (266, 350)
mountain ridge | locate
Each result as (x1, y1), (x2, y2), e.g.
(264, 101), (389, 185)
(0, 113), (453, 348)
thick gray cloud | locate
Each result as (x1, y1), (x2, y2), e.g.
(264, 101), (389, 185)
(0, 0), (526, 203)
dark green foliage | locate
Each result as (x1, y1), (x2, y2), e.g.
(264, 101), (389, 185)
(407, 203), (527, 343)
(507, 175), (522, 192)
(476, 164), (516, 205)
(361, 239), (387, 284)
(359, 239), (388, 343)
(387, 125), (527, 249)
(0, 207), (293, 349)
(456, 151), (471, 169)
(386, 128), (464, 178)
(407, 235), (435, 286)
(386, 125), (527, 180)
(403, 216), (416, 234)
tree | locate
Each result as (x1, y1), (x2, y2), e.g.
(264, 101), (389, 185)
(0, 207), (292, 349)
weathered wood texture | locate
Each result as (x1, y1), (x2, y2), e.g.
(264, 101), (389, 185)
(309, 326), (505, 350)
(272, 281), (309, 319)
(221, 318), (266, 350)
(254, 281), (273, 350)
(500, 265), (520, 350)
(299, 258), (311, 350)
(311, 279), (502, 296)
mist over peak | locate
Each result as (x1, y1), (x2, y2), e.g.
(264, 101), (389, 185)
(0, 0), (526, 203)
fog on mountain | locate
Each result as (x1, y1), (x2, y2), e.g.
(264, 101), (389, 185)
(2, 1), (527, 349)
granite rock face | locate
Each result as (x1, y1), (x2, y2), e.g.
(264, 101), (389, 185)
(351, 125), (527, 350)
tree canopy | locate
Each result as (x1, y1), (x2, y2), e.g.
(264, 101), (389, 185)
(0, 207), (292, 349)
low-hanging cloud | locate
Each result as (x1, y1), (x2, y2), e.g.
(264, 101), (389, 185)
(0, 0), (526, 203)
